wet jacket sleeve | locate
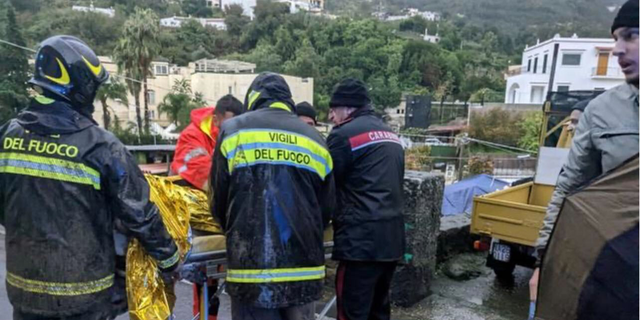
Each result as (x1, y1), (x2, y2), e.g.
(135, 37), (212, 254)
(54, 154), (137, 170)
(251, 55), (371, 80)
(327, 131), (352, 187)
(105, 145), (179, 271)
(320, 170), (336, 228)
(535, 108), (601, 262)
(210, 130), (230, 230)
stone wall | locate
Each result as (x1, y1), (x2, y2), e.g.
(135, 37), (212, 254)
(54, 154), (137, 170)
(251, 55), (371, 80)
(390, 171), (444, 307)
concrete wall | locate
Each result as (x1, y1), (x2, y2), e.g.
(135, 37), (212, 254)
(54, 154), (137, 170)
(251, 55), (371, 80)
(390, 171), (444, 307)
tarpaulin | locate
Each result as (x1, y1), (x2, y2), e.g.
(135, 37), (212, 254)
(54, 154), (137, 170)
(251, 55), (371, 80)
(442, 174), (508, 216)
(536, 155), (639, 320)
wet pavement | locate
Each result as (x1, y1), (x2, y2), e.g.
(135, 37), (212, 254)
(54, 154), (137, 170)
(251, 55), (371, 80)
(0, 227), (531, 320)
(393, 253), (532, 320)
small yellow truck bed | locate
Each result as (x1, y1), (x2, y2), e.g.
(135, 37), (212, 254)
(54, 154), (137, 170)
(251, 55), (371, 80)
(470, 182), (554, 246)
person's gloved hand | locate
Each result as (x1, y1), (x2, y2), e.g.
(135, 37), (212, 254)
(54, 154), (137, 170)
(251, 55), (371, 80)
(160, 260), (183, 286)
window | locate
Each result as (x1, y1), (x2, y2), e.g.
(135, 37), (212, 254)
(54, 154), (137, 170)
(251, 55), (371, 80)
(154, 65), (168, 75)
(150, 110), (155, 119)
(228, 86), (233, 94)
(562, 53), (581, 66)
(557, 85), (570, 92)
(533, 57), (538, 74)
(147, 90), (156, 105)
(542, 54), (548, 73)
(527, 59), (532, 72)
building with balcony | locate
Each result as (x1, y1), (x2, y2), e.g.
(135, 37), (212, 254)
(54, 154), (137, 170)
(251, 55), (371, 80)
(504, 34), (624, 104)
(92, 57), (313, 129)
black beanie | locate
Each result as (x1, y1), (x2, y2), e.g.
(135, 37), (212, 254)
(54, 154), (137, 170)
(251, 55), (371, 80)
(329, 78), (371, 108)
(295, 101), (317, 124)
(611, 0), (639, 34)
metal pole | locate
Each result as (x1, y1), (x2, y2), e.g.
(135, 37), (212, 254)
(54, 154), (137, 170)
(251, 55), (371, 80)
(546, 43), (560, 100)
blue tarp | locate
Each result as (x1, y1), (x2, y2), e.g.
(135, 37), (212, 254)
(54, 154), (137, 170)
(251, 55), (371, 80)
(441, 174), (509, 216)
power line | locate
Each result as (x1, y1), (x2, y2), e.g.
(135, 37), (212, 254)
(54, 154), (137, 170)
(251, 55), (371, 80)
(0, 38), (219, 105)
(0, 39), (36, 53)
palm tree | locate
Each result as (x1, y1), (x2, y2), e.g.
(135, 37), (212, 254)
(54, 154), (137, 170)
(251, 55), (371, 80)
(158, 93), (194, 128)
(96, 78), (128, 131)
(113, 7), (160, 136)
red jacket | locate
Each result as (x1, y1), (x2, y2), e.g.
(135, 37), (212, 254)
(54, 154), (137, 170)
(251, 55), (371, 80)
(171, 107), (219, 190)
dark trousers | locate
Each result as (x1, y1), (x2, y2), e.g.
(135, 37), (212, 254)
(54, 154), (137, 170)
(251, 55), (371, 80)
(335, 261), (397, 320)
(13, 310), (112, 320)
(231, 299), (315, 320)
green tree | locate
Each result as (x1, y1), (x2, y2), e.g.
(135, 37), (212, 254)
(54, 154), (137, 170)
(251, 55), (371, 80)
(182, 0), (213, 17)
(114, 7), (160, 136)
(158, 79), (199, 129)
(96, 78), (128, 130)
(25, 8), (124, 54)
(518, 111), (542, 152)
(0, 2), (29, 125)
(224, 4), (250, 38)
(158, 93), (194, 127)
(283, 38), (322, 78)
(245, 40), (284, 72)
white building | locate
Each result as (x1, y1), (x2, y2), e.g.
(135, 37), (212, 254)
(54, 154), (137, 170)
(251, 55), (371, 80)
(217, 0), (257, 18)
(377, 8), (441, 22)
(160, 16), (227, 30)
(505, 34), (624, 104)
(423, 28), (440, 44)
(91, 57), (313, 129)
(275, 0), (324, 13)
(72, 4), (115, 17)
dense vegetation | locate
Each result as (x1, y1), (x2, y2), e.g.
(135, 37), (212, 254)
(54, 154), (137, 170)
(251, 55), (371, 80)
(0, 0), (622, 132)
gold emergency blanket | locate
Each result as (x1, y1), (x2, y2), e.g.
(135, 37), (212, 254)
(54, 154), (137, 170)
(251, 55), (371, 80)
(126, 175), (194, 320)
(187, 191), (222, 234)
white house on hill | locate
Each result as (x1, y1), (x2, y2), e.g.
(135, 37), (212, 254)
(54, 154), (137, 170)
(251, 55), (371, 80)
(505, 34), (624, 104)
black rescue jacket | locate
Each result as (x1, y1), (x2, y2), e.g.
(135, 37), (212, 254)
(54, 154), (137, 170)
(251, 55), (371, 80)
(211, 74), (335, 308)
(327, 107), (405, 261)
(0, 97), (178, 316)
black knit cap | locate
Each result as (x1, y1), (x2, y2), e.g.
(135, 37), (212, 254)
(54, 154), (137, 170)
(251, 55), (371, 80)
(611, 0), (639, 34)
(296, 101), (317, 124)
(329, 78), (371, 108)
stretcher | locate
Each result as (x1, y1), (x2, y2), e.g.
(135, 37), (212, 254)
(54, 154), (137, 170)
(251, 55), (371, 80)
(184, 229), (336, 320)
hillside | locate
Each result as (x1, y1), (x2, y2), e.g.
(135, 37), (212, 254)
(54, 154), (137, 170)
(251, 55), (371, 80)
(328, 0), (626, 38)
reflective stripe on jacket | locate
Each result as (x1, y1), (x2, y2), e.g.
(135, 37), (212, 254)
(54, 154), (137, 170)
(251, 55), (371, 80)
(0, 98), (178, 316)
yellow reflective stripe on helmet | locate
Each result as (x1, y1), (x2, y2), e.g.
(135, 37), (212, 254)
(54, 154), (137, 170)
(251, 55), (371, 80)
(81, 56), (103, 77)
(7, 272), (114, 296)
(269, 102), (292, 112)
(158, 250), (180, 270)
(0, 153), (101, 190)
(226, 266), (325, 283)
(44, 57), (71, 86)
(247, 90), (261, 110)
(220, 129), (333, 180)
(34, 95), (55, 105)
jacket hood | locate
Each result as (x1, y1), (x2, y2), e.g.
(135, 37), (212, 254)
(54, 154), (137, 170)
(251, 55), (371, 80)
(17, 97), (96, 135)
(190, 106), (215, 127)
(244, 72), (296, 113)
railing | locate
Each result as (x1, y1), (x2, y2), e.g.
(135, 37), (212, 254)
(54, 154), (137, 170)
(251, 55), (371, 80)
(591, 67), (624, 78)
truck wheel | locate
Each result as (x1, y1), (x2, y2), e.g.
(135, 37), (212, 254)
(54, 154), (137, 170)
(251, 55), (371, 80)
(492, 260), (516, 278)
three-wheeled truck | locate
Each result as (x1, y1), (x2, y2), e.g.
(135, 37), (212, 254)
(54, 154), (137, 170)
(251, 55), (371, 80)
(470, 90), (604, 277)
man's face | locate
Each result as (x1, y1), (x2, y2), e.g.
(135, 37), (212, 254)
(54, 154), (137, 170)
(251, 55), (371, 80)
(213, 111), (236, 128)
(613, 27), (639, 86)
(329, 107), (355, 125)
(568, 109), (583, 132)
(299, 115), (316, 126)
